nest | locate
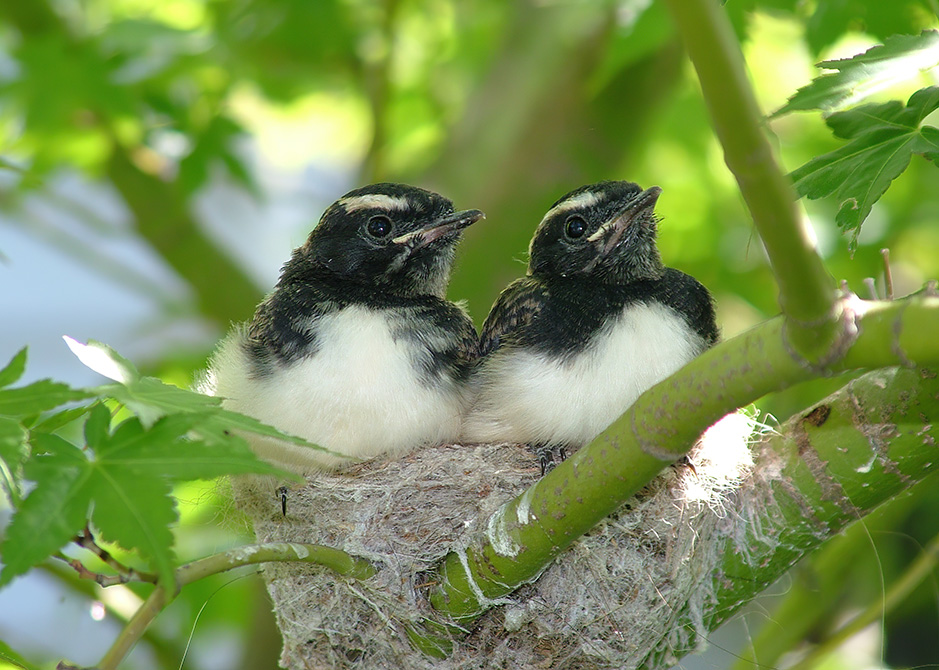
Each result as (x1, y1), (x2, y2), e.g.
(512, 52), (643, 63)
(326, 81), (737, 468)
(231, 412), (758, 669)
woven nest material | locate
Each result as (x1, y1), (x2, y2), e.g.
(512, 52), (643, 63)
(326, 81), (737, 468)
(231, 412), (758, 670)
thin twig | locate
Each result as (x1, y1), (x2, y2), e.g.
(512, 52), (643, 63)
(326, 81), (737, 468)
(52, 553), (153, 587)
(71, 526), (158, 584)
(882, 248), (894, 300)
(90, 543), (376, 670)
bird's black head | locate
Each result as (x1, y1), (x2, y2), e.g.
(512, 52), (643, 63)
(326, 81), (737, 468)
(528, 181), (664, 284)
(290, 183), (484, 298)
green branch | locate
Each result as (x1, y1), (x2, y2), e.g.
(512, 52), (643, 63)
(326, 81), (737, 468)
(661, 0), (837, 361)
(702, 366), (939, 659)
(88, 543), (375, 670)
(626, 364), (939, 669)
(428, 293), (939, 622)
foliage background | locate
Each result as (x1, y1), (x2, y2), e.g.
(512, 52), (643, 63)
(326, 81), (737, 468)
(1, 0), (938, 668)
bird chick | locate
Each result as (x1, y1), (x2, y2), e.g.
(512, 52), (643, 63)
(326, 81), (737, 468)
(462, 180), (718, 472)
(204, 183), (484, 474)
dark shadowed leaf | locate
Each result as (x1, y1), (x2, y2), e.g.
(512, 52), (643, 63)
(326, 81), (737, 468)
(804, 0), (938, 55)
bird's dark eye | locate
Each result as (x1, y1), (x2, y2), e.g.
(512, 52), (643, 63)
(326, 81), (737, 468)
(366, 215), (393, 238)
(565, 215), (587, 239)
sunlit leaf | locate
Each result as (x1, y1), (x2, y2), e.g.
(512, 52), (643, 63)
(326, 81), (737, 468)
(64, 337), (139, 384)
(773, 30), (939, 117)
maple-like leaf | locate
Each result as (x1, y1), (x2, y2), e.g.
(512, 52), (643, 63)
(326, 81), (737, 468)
(789, 86), (939, 246)
(0, 406), (290, 588)
(0, 434), (95, 586)
(0, 376), (92, 417)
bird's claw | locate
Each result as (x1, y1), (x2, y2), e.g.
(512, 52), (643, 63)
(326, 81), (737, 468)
(535, 445), (569, 476)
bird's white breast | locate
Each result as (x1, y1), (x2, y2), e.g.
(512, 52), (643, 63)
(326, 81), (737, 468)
(206, 306), (466, 473)
(463, 302), (705, 448)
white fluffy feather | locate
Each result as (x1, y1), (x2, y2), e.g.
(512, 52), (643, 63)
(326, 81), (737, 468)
(463, 302), (705, 447)
(205, 306), (467, 473)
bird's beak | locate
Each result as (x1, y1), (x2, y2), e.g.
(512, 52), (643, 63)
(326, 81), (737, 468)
(586, 186), (662, 257)
(392, 209), (485, 248)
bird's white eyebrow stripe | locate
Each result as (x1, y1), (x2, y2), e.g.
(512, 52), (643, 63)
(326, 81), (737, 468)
(340, 194), (410, 213)
(540, 191), (602, 223)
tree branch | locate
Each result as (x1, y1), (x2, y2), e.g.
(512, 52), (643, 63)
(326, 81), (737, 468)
(699, 366), (939, 658)
(660, 0), (838, 361)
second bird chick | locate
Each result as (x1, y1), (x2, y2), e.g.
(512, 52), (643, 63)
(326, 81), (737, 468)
(462, 180), (718, 472)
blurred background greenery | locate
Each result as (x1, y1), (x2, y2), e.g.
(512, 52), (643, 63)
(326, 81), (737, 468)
(1, 0), (938, 668)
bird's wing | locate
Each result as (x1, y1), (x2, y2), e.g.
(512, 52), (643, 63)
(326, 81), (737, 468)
(657, 268), (719, 346)
(479, 278), (547, 357)
(452, 305), (482, 367)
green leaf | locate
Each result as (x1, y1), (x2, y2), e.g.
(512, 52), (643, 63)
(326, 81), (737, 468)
(773, 30), (939, 116)
(0, 404), (292, 589)
(99, 376), (216, 425)
(804, 0), (938, 55)
(790, 86), (939, 246)
(0, 380), (93, 417)
(0, 417), (28, 503)
(97, 376), (338, 457)
(178, 115), (256, 196)
(30, 405), (92, 433)
(0, 348), (27, 388)
(64, 336), (139, 384)
(88, 464), (177, 589)
(69, 335), (341, 457)
(83, 402), (112, 451)
(0, 434), (93, 587)
(0, 417), (27, 469)
(826, 87), (939, 139)
(0, 634), (43, 670)
(97, 413), (287, 480)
